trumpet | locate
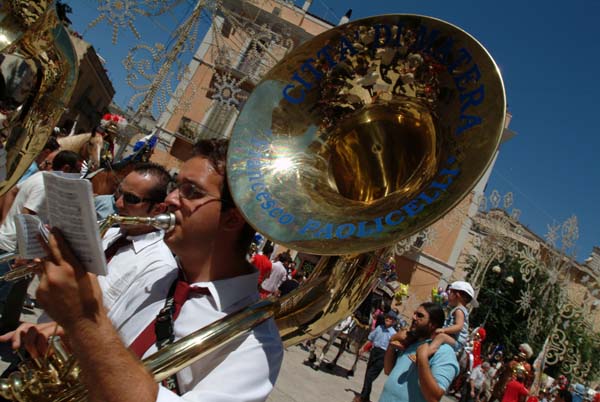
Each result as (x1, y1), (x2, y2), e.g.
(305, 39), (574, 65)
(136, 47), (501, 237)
(0, 213), (176, 282)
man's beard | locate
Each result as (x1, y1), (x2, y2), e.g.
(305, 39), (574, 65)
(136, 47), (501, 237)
(409, 323), (433, 339)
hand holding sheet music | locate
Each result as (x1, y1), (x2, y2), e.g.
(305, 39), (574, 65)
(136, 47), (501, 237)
(42, 172), (107, 276)
(14, 214), (49, 260)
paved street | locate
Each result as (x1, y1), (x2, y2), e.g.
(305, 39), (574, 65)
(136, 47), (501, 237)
(268, 337), (386, 402)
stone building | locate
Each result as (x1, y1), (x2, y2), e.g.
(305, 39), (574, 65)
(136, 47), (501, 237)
(152, 0), (334, 170)
(57, 33), (115, 134)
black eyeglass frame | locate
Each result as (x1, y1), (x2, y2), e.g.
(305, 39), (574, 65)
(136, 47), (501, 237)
(114, 187), (161, 205)
(167, 181), (230, 205)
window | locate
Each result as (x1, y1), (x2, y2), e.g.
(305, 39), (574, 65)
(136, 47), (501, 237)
(177, 117), (200, 141)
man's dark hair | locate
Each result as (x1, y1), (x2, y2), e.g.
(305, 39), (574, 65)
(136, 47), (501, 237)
(192, 138), (232, 207)
(44, 136), (60, 152)
(278, 252), (292, 264)
(133, 162), (171, 203)
(52, 150), (81, 171)
(557, 389), (572, 402)
(420, 302), (445, 329)
(192, 138), (255, 252)
(92, 125), (106, 136)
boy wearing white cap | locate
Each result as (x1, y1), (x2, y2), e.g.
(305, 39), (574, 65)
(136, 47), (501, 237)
(427, 281), (476, 355)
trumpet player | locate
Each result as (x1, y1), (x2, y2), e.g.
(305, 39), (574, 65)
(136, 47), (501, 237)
(0, 150), (81, 333)
(98, 162), (177, 311)
(0, 162), (178, 366)
(6, 139), (283, 402)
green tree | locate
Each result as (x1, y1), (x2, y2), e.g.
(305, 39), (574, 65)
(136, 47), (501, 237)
(466, 252), (600, 383)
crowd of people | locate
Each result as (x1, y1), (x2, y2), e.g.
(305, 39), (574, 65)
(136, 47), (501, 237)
(0, 133), (594, 402)
(289, 274), (600, 402)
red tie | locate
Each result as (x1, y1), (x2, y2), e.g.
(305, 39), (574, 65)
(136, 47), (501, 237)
(129, 275), (210, 358)
(104, 236), (131, 262)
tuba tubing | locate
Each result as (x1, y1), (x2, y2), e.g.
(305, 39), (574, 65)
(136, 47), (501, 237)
(0, 0), (79, 196)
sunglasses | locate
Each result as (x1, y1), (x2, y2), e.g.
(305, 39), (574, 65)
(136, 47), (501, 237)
(114, 188), (158, 205)
(168, 181), (227, 204)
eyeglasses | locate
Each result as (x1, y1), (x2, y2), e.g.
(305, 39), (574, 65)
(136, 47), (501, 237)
(167, 181), (227, 204)
(114, 188), (157, 205)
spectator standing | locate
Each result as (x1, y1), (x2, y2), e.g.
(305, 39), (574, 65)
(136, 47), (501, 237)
(501, 373), (529, 402)
(252, 241), (273, 295)
(380, 302), (459, 402)
(260, 251), (290, 297)
(353, 311), (397, 402)
(462, 361), (491, 402)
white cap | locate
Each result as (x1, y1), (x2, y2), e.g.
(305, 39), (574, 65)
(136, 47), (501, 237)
(449, 281), (478, 307)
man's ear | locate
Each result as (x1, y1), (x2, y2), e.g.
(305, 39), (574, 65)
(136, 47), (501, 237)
(220, 208), (246, 231)
(151, 202), (168, 215)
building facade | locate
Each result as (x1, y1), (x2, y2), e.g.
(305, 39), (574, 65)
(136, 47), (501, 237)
(152, 0), (334, 170)
(57, 33), (115, 134)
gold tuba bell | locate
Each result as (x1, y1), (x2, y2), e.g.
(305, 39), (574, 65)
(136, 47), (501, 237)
(0, 0), (79, 196)
(0, 14), (505, 401)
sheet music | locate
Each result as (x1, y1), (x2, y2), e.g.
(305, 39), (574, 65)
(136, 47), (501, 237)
(14, 214), (49, 259)
(43, 172), (107, 276)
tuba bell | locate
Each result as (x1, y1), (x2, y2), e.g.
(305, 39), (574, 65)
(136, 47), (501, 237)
(0, 14), (506, 401)
(229, 14), (505, 345)
(0, 0), (79, 195)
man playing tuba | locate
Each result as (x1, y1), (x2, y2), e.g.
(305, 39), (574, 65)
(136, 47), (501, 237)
(5, 139), (283, 401)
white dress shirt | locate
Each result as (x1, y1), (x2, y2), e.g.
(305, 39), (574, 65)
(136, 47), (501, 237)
(38, 227), (178, 324)
(107, 264), (283, 402)
(260, 261), (286, 293)
(98, 227), (177, 310)
(0, 172), (47, 251)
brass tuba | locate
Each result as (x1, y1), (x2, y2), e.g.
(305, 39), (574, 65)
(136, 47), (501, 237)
(0, 14), (506, 401)
(228, 14), (505, 346)
(0, 0), (79, 196)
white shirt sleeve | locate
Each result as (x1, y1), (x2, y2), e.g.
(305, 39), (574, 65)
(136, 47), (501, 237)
(21, 179), (46, 215)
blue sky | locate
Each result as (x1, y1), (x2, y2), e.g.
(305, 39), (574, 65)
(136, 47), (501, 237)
(70, 0), (599, 261)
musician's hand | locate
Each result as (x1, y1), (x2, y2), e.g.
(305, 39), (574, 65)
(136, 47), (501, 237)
(0, 322), (64, 358)
(36, 228), (105, 331)
(10, 258), (29, 269)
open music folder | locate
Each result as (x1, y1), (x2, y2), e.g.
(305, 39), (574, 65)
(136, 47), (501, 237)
(41, 172), (108, 276)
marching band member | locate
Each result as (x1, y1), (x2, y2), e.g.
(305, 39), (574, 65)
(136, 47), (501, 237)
(4, 139), (283, 402)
